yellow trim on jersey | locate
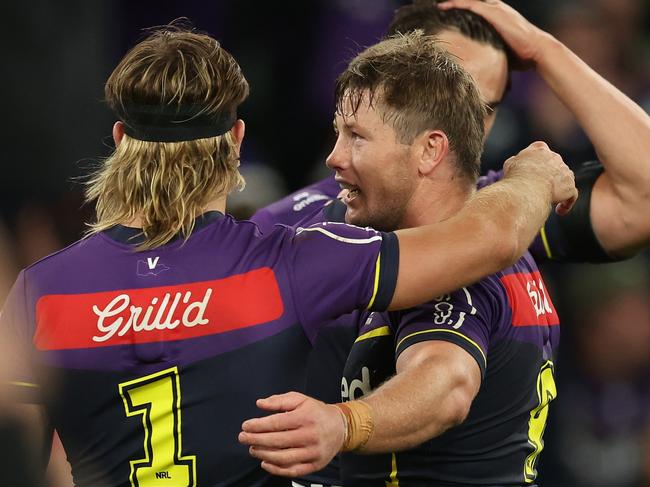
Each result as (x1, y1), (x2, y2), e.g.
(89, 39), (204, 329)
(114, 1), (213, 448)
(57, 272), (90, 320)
(540, 226), (553, 259)
(366, 253), (381, 309)
(386, 452), (400, 486)
(395, 329), (487, 368)
(9, 381), (39, 388)
(355, 325), (392, 343)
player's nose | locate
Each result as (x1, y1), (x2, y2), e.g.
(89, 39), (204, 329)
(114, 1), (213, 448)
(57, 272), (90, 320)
(325, 137), (350, 172)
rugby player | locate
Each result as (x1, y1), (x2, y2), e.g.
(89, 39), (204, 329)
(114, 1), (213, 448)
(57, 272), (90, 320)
(245, 3), (650, 484)
(238, 14), (647, 485)
(0, 26), (575, 487)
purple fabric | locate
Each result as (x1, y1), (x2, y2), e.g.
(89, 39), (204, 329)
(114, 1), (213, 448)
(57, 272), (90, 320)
(390, 251), (559, 372)
(1, 213), (391, 373)
(250, 176), (339, 233)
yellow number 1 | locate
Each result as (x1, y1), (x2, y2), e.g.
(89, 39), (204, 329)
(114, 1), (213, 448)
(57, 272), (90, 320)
(524, 360), (557, 483)
(119, 367), (197, 486)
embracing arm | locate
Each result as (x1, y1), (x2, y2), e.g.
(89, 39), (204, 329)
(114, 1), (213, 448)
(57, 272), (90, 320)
(390, 141), (576, 309)
(440, 0), (650, 257)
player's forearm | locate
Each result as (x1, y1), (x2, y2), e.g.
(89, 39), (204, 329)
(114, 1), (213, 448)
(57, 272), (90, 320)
(391, 177), (551, 310)
(535, 35), (650, 196)
(354, 353), (475, 453)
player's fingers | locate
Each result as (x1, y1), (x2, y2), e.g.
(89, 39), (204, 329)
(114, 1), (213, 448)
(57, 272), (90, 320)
(239, 427), (312, 449)
(555, 191), (578, 216)
(250, 445), (318, 467)
(528, 140), (549, 151)
(256, 391), (306, 412)
(241, 411), (303, 433)
(260, 460), (319, 478)
(438, 0), (497, 16)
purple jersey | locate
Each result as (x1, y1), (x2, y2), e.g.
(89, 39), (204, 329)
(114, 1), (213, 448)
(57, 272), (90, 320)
(250, 176), (340, 233)
(1, 211), (398, 487)
(340, 252), (560, 486)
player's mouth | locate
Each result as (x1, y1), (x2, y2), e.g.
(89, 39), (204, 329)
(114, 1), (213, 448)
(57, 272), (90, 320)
(338, 182), (361, 205)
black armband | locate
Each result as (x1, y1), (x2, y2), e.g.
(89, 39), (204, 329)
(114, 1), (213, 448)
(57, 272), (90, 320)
(541, 161), (621, 263)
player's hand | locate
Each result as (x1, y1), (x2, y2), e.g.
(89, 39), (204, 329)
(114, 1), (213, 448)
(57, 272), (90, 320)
(503, 141), (578, 216)
(239, 391), (346, 478)
(437, 0), (549, 70)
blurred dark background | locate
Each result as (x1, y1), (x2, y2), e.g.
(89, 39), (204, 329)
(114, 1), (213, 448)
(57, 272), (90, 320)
(1, 1), (649, 486)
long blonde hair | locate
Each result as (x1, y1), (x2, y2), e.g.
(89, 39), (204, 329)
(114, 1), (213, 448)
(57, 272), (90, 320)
(86, 25), (249, 249)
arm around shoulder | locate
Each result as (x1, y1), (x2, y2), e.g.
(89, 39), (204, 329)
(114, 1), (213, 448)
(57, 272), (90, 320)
(390, 142), (576, 310)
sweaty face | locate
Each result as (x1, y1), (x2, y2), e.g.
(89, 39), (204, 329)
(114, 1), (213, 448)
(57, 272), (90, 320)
(326, 94), (417, 231)
(437, 29), (509, 136)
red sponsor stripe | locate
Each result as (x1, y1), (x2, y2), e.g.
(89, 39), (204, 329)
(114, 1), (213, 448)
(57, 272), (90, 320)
(35, 267), (284, 350)
(499, 271), (559, 327)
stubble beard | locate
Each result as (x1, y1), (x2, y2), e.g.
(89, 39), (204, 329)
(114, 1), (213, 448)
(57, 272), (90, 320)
(346, 191), (408, 232)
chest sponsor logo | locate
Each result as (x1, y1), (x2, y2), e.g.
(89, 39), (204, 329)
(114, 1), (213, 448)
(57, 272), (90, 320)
(34, 267), (284, 350)
(292, 191), (330, 212)
(499, 271), (559, 327)
(341, 366), (372, 401)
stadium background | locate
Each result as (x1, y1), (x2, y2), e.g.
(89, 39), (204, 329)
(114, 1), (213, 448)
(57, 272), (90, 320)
(1, 1), (649, 486)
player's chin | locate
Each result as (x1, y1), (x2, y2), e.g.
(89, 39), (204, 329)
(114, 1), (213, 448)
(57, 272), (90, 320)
(344, 205), (367, 227)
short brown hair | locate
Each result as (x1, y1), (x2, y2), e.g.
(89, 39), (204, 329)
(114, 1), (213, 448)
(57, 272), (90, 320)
(335, 31), (486, 182)
(86, 25), (249, 249)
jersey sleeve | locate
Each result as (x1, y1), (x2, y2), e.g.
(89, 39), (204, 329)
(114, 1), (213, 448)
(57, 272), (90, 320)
(0, 271), (41, 403)
(286, 222), (399, 343)
(533, 161), (621, 263)
(392, 279), (501, 378)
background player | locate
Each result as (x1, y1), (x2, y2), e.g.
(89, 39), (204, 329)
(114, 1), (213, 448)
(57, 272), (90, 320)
(0, 25), (576, 487)
(253, 0), (650, 261)
(240, 31), (564, 486)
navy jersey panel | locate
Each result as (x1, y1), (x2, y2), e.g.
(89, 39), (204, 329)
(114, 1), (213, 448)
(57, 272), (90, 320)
(340, 252), (560, 486)
(1, 212), (398, 487)
(253, 192), (356, 486)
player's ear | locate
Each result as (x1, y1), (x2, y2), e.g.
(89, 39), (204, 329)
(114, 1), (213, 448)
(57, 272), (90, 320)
(230, 119), (245, 151)
(418, 129), (449, 176)
(112, 121), (125, 147)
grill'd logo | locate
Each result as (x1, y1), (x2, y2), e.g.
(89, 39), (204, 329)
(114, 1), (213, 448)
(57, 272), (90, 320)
(92, 289), (212, 342)
(34, 268), (285, 350)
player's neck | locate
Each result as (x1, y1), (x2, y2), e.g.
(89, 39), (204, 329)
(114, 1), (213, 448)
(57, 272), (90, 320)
(398, 178), (473, 229)
(121, 196), (227, 228)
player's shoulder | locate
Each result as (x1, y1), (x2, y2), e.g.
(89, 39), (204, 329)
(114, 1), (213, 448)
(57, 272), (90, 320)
(250, 176), (340, 231)
(293, 220), (385, 244)
(23, 233), (104, 279)
(451, 252), (541, 314)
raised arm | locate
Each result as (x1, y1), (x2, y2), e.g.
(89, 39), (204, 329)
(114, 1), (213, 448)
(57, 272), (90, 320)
(439, 0), (650, 256)
(389, 141), (576, 309)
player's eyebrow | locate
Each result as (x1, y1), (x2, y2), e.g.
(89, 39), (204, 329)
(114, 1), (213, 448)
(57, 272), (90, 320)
(342, 119), (361, 131)
(333, 117), (362, 134)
